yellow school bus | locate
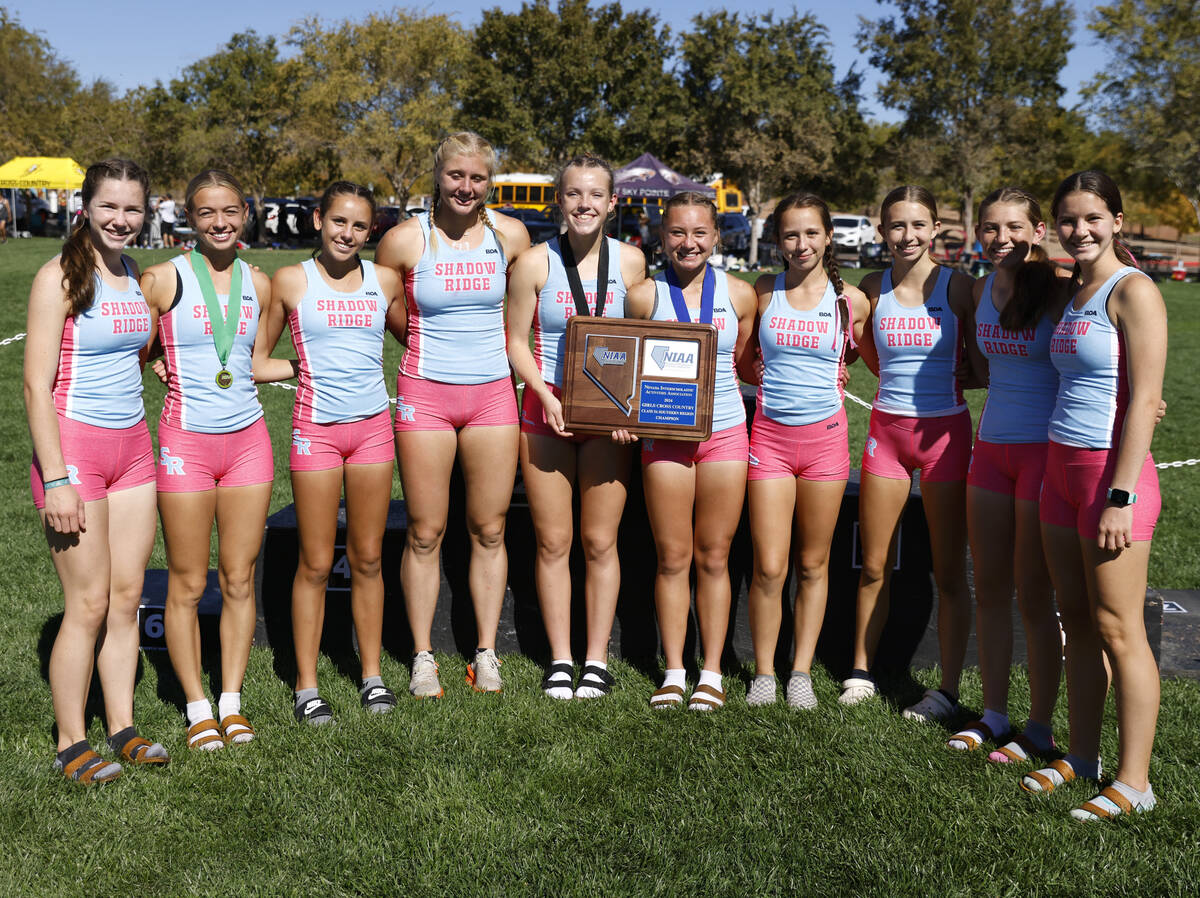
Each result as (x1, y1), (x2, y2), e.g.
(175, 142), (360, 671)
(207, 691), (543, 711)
(709, 178), (745, 214)
(487, 173), (556, 210)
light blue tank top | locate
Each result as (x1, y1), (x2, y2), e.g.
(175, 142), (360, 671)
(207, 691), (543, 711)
(290, 258), (390, 425)
(757, 275), (845, 426)
(159, 254), (263, 434)
(400, 212), (508, 384)
(53, 257), (150, 428)
(873, 266), (965, 417)
(975, 274), (1058, 443)
(532, 236), (627, 389)
(649, 269), (745, 433)
(1048, 266), (1145, 449)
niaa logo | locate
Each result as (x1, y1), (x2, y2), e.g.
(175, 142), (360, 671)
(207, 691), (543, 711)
(651, 345), (695, 368)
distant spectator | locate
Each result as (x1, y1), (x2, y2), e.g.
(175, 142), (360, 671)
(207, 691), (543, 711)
(0, 192), (10, 243)
(148, 195), (162, 248)
(159, 193), (177, 247)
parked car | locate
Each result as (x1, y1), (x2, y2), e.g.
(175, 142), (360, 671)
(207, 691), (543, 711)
(717, 212), (752, 256)
(371, 205), (406, 240)
(858, 240), (892, 268)
(832, 214), (876, 250)
(502, 207), (559, 244)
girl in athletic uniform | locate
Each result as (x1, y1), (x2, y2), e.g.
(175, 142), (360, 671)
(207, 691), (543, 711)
(140, 170), (277, 751)
(948, 187), (1066, 760)
(625, 191), (756, 712)
(1021, 171), (1166, 821)
(743, 194), (869, 709)
(840, 185), (976, 722)
(258, 182), (405, 725)
(375, 132), (531, 697)
(506, 154), (646, 700)
(25, 159), (166, 784)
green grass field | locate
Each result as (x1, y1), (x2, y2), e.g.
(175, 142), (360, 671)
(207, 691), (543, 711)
(1, 239), (1198, 896)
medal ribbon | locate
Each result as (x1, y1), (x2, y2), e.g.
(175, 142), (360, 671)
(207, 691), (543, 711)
(189, 252), (243, 370)
(558, 236), (610, 318)
(665, 264), (714, 324)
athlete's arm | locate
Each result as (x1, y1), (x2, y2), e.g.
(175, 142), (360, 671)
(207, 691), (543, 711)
(377, 265), (407, 344)
(623, 277), (656, 319)
(251, 267), (296, 384)
(737, 274), (773, 386)
(506, 244), (570, 433)
(617, 243), (647, 291)
(374, 216), (423, 275)
(1100, 274), (1167, 551)
(965, 275), (991, 387)
(728, 274), (757, 388)
(849, 272), (882, 374)
(492, 211), (532, 266)
(123, 255), (158, 370)
(23, 258), (84, 534)
(949, 270), (985, 389)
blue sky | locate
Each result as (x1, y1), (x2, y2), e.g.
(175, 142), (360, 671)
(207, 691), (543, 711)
(16, 1), (1103, 122)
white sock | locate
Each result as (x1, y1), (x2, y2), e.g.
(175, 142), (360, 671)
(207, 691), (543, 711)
(698, 669), (723, 691)
(544, 658), (574, 700)
(574, 659), (612, 699)
(584, 659), (607, 671)
(217, 692), (241, 721)
(949, 708), (1009, 750)
(186, 699), (214, 728)
(662, 668), (687, 690)
(1110, 779), (1156, 810)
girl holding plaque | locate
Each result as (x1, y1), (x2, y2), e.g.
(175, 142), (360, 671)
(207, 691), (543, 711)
(25, 159), (168, 784)
(742, 194), (870, 709)
(840, 186), (977, 722)
(258, 182), (405, 725)
(375, 133), (530, 697)
(624, 191), (756, 712)
(506, 154), (646, 699)
(140, 170), (279, 750)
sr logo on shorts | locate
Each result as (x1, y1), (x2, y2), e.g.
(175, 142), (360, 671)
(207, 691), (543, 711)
(291, 429), (312, 456)
(158, 448), (184, 475)
(396, 398), (415, 423)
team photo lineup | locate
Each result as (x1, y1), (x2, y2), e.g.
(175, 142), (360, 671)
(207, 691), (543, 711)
(23, 124), (1168, 830)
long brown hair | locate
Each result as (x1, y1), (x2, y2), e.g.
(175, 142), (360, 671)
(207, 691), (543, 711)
(772, 192), (848, 334)
(1050, 170), (1138, 291)
(61, 159), (150, 317)
(977, 186), (1060, 332)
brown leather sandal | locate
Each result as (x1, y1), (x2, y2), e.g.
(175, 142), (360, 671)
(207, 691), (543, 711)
(220, 714), (255, 745)
(55, 749), (122, 785)
(687, 683), (726, 712)
(187, 718), (225, 751)
(115, 734), (169, 765)
(649, 684), (686, 709)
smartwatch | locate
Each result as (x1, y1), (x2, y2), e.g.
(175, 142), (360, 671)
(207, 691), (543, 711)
(1106, 488), (1138, 507)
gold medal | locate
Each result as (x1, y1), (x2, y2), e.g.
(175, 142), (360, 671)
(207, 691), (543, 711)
(215, 368), (233, 389)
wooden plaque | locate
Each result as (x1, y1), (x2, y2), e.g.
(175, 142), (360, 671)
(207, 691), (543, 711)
(561, 316), (717, 441)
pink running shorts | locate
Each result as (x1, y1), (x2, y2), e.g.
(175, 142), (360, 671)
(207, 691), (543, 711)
(32, 416), (155, 508)
(1039, 441), (1160, 541)
(861, 408), (972, 483)
(393, 371), (517, 432)
(967, 439), (1048, 502)
(642, 424), (749, 467)
(156, 417), (274, 492)
(748, 408), (849, 482)
(290, 410), (394, 472)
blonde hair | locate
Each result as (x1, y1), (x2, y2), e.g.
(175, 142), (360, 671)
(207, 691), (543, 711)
(185, 169), (245, 211)
(429, 131), (500, 257)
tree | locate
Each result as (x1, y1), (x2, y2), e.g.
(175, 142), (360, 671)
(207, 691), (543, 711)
(680, 11), (872, 263)
(177, 31), (300, 243)
(1087, 0), (1200, 230)
(460, 0), (681, 170)
(859, 0), (1074, 237)
(288, 9), (470, 207)
(0, 7), (79, 157)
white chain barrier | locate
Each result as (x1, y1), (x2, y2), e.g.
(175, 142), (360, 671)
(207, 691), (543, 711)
(1, 332), (27, 346)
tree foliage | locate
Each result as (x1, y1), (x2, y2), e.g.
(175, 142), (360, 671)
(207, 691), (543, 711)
(288, 9), (469, 207)
(460, 0), (681, 169)
(1087, 0), (1200, 229)
(0, 7), (79, 158)
(859, 0), (1073, 235)
(680, 11), (872, 260)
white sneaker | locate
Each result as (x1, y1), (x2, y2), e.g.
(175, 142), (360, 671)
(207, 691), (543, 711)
(467, 648), (503, 693)
(746, 676), (777, 707)
(838, 677), (877, 705)
(902, 688), (959, 723)
(786, 672), (818, 710)
(409, 651), (443, 699)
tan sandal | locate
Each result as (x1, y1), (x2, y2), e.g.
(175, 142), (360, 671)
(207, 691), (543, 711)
(687, 683), (726, 712)
(649, 684), (685, 710)
(220, 714), (255, 745)
(947, 720), (1003, 751)
(114, 734), (169, 765)
(1021, 758), (1076, 794)
(187, 718), (225, 751)
(55, 748), (122, 785)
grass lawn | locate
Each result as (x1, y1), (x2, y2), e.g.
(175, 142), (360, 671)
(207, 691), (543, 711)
(0, 239), (1198, 896)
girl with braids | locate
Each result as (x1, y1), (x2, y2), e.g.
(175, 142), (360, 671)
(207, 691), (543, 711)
(24, 159), (167, 784)
(947, 187), (1066, 760)
(1020, 171), (1166, 822)
(624, 191), (756, 711)
(506, 154), (645, 700)
(375, 132), (531, 697)
(257, 182), (405, 725)
(140, 170), (276, 750)
(841, 185), (977, 722)
(742, 193), (869, 709)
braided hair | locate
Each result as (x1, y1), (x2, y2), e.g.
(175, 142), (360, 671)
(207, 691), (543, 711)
(773, 192), (848, 335)
(428, 131), (501, 258)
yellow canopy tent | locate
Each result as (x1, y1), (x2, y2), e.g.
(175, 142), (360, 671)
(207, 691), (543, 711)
(0, 156), (85, 189)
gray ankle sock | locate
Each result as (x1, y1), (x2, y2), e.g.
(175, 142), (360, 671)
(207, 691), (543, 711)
(295, 687), (319, 709)
(360, 676), (384, 692)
